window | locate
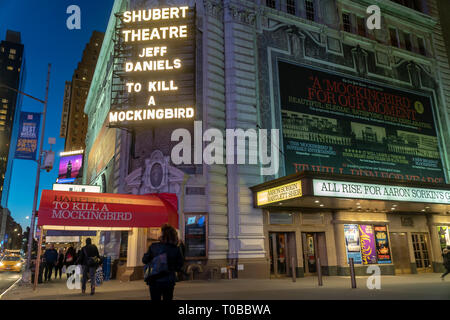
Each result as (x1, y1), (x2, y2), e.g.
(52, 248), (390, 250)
(390, 28), (399, 47)
(1, 99), (7, 103)
(342, 13), (351, 32)
(357, 17), (366, 37)
(0, 115), (6, 120)
(8, 54), (15, 60)
(417, 37), (426, 55)
(266, 0), (276, 8)
(0, 110), (6, 114)
(404, 32), (412, 51)
(0, 121), (5, 125)
(0, 47), (4, 52)
(6, 66), (13, 71)
(10, 48), (16, 54)
(286, 0), (296, 15)
(305, 0), (315, 21)
(392, 0), (423, 12)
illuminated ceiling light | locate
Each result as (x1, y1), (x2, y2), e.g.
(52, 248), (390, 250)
(278, 202), (283, 206)
(392, 204), (397, 207)
(421, 209), (425, 212)
(60, 149), (84, 156)
(319, 204), (324, 207)
(356, 203), (360, 206)
(314, 200), (320, 203)
(425, 206), (430, 209)
(391, 208), (395, 210)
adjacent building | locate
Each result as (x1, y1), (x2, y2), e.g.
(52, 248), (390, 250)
(61, 31), (104, 152)
(0, 30), (25, 208)
(82, 0), (450, 280)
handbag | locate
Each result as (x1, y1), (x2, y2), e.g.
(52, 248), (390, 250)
(95, 267), (104, 286)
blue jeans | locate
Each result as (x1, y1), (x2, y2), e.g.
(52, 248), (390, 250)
(82, 266), (96, 292)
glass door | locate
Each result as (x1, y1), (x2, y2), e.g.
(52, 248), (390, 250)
(411, 233), (432, 273)
(269, 232), (295, 277)
(302, 233), (317, 274)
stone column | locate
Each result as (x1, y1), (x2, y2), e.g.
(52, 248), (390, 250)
(333, 222), (348, 275)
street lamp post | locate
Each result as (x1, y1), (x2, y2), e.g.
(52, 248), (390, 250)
(0, 63), (51, 283)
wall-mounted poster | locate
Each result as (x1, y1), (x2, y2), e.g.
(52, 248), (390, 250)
(359, 225), (377, 264)
(374, 225), (392, 263)
(58, 153), (83, 184)
(278, 61), (446, 184)
(344, 224), (362, 264)
(184, 214), (207, 259)
(437, 226), (450, 250)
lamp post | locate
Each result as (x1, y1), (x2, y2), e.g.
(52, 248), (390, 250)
(0, 63), (51, 283)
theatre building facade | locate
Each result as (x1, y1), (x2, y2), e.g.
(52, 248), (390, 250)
(83, 0), (450, 279)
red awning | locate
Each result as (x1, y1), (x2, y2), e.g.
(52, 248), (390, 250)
(37, 190), (178, 228)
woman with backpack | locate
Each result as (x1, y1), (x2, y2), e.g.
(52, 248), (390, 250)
(142, 224), (184, 300)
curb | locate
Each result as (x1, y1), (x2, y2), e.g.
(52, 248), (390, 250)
(0, 276), (23, 300)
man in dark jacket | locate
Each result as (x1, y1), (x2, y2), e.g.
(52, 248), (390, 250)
(76, 238), (100, 295)
(441, 246), (450, 280)
(142, 224), (184, 300)
(43, 244), (58, 282)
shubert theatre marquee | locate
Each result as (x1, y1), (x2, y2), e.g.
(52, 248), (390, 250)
(83, 0), (450, 280)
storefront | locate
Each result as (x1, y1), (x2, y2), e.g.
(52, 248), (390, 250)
(34, 190), (178, 285)
(251, 171), (450, 277)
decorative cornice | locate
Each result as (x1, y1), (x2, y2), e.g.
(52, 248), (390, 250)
(204, 0), (224, 20)
(226, 4), (257, 26)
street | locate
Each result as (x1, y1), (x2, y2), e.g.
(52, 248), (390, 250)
(0, 271), (21, 296)
(2, 273), (450, 300)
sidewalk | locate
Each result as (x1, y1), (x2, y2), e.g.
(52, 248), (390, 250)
(3, 273), (450, 300)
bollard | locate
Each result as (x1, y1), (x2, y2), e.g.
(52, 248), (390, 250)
(317, 257), (323, 286)
(349, 258), (357, 288)
(291, 257), (296, 282)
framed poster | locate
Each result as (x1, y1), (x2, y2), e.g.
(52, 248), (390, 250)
(344, 224), (362, 264)
(374, 225), (392, 263)
(184, 213), (208, 260)
(437, 226), (450, 250)
(359, 225), (377, 264)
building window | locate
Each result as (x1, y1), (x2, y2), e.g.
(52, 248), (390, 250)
(404, 32), (412, 51)
(417, 37), (426, 55)
(10, 48), (16, 54)
(0, 47), (4, 52)
(8, 54), (15, 60)
(286, 0), (296, 15)
(357, 17), (366, 37)
(0, 121), (5, 125)
(392, 0), (423, 12)
(1, 99), (7, 103)
(6, 66), (13, 71)
(390, 28), (399, 47)
(2, 104), (7, 109)
(266, 0), (276, 9)
(0, 110), (6, 115)
(0, 115), (6, 120)
(305, 0), (315, 21)
(342, 13), (351, 32)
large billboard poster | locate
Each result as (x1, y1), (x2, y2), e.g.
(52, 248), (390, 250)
(278, 61), (446, 184)
(359, 225), (377, 264)
(344, 224), (362, 264)
(58, 154), (83, 184)
(15, 112), (41, 160)
(437, 226), (450, 250)
(374, 225), (392, 263)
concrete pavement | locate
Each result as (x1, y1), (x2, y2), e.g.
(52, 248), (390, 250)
(2, 273), (450, 300)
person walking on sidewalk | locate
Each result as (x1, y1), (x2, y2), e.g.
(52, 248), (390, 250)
(43, 244), (58, 282)
(142, 224), (184, 301)
(76, 238), (101, 295)
(54, 248), (65, 280)
(441, 245), (450, 280)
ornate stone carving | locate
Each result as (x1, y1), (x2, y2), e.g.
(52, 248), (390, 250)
(352, 45), (368, 77)
(125, 150), (186, 195)
(226, 4), (256, 26)
(204, 0), (224, 20)
(407, 61), (421, 88)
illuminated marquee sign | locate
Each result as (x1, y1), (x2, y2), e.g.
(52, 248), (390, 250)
(313, 179), (450, 204)
(256, 181), (302, 206)
(110, 6), (195, 123)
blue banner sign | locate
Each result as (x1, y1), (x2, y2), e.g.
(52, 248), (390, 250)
(15, 112), (41, 160)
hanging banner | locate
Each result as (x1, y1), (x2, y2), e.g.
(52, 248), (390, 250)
(374, 225), (392, 263)
(437, 226), (450, 250)
(15, 112), (41, 160)
(359, 225), (377, 264)
(344, 224), (362, 264)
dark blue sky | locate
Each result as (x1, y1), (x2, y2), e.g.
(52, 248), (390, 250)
(0, 0), (114, 229)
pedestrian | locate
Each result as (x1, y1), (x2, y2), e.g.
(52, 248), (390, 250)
(54, 248), (65, 279)
(76, 238), (101, 295)
(64, 246), (76, 278)
(441, 245), (450, 280)
(142, 224), (184, 301)
(43, 244), (58, 282)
